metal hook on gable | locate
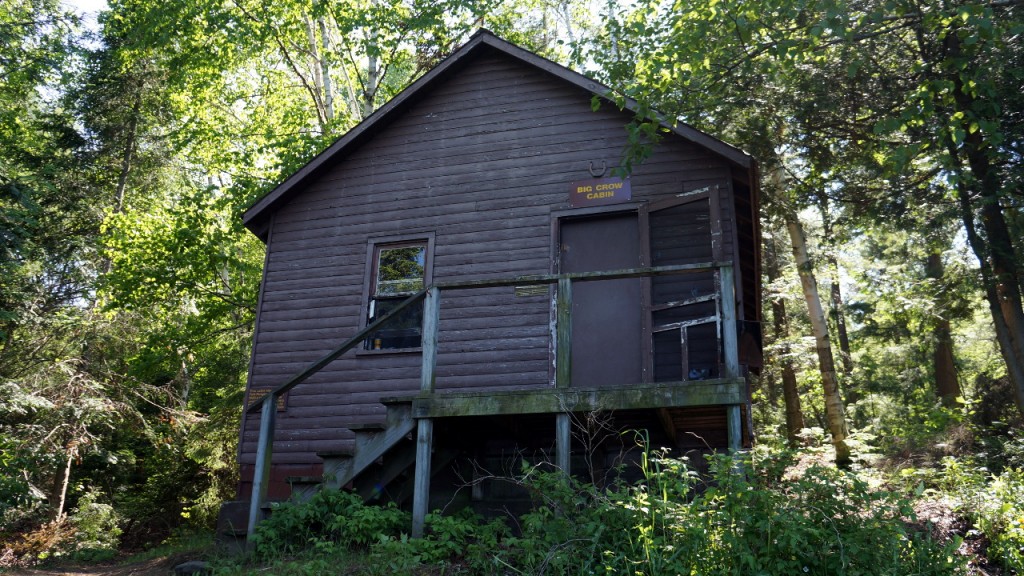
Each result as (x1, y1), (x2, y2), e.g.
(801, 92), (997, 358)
(588, 160), (607, 178)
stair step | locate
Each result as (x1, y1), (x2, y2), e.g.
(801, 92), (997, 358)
(286, 476), (322, 502)
(354, 429), (382, 452)
(384, 402), (413, 429)
(379, 396), (414, 405)
(317, 448), (354, 459)
(317, 451), (354, 490)
(349, 423), (386, 431)
(334, 402), (416, 489)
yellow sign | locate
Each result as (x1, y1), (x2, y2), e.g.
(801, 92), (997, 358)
(569, 177), (631, 207)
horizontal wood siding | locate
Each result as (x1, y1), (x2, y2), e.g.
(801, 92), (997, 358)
(241, 51), (736, 468)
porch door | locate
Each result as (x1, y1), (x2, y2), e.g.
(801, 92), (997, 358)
(559, 212), (643, 388)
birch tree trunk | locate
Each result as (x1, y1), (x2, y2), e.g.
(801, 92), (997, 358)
(362, 22), (379, 119)
(317, 13), (334, 122)
(50, 445), (75, 521)
(817, 197), (855, 399)
(301, 14), (329, 129)
(786, 214), (851, 465)
(766, 229), (805, 445)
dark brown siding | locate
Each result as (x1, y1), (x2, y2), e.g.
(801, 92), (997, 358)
(240, 52), (735, 468)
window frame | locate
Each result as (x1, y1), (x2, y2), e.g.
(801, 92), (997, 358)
(357, 233), (435, 355)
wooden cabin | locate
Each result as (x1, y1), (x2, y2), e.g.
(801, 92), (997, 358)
(224, 30), (761, 539)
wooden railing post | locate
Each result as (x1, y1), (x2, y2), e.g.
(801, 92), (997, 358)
(555, 278), (572, 476)
(247, 395), (276, 543)
(420, 287), (440, 393)
(720, 266), (739, 380)
(413, 286), (440, 538)
(555, 278), (572, 389)
(720, 266), (742, 453)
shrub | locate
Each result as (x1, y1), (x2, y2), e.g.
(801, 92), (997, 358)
(240, 447), (967, 576)
(480, 450), (966, 576)
(249, 490), (408, 560)
(66, 489), (122, 562)
(942, 458), (1024, 573)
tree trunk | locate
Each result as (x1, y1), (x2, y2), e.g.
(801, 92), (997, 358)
(817, 197), (855, 399)
(786, 213), (851, 465)
(945, 31), (1024, 418)
(363, 22), (379, 119)
(50, 447), (74, 521)
(828, 257), (854, 376)
(317, 15), (334, 122)
(99, 91), (141, 276)
(113, 92), (140, 216)
(766, 227), (804, 445)
(927, 251), (961, 406)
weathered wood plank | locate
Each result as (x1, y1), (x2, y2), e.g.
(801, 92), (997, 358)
(421, 287), (440, 393)
(556, 413), (570, 475)
(407, 379), (748, 418)
(412, 418), (433, 538)
(247, 397), (276, 542)
(555, 278), (571, 390)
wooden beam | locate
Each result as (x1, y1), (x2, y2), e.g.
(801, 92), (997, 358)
(412, 418), (433, 538)
(404, 379), (747, 418)
(247, 396), (276, 543)
(720, 266), (739, 380)
(434, 262), (732, 291)
(721, 266), (743, 453)
(727, 405), (742, 452)
(656, 408), (678, 444)
(555, 277), (572, 389)
(555, 413), (570, 475)
(420, 287), (440, 393)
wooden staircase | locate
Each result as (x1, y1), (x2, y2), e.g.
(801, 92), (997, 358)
(281, 398), (452, 506)
(320, 400), (415, 490)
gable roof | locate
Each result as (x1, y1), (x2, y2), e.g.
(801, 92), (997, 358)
(242, 29), (754, 237)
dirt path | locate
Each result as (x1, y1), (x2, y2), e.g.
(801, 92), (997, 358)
(6, 555), (187, 576)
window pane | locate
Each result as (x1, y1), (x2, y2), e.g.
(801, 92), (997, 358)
(376, 246), (425, 296)
(365, 297), (423, 350)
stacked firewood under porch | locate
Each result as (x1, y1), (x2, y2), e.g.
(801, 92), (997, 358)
(238, 262), (747, 542)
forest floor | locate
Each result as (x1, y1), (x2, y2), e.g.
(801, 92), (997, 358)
(5, 551), (206, 576)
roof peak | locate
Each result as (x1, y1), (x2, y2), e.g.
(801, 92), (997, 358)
(242, 30), (753, 236)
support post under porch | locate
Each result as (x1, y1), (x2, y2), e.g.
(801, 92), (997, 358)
(411, 418), (433, 538)
(555, 413), (570, 475)
(412, 286), (440, 538)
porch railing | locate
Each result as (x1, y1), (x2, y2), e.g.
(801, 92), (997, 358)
(244, 261), (741, 540)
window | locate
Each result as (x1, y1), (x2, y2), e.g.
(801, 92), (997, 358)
(363, 240), (429, 350)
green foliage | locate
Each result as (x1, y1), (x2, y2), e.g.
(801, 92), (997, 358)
(940, 459), (1024, 573)
(485, 450), (964, 576)
(367, 510), (509, 575)
(249, 490), (409, 560)
(223, 448), (965, 576)
(66, 489), (122, 562)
